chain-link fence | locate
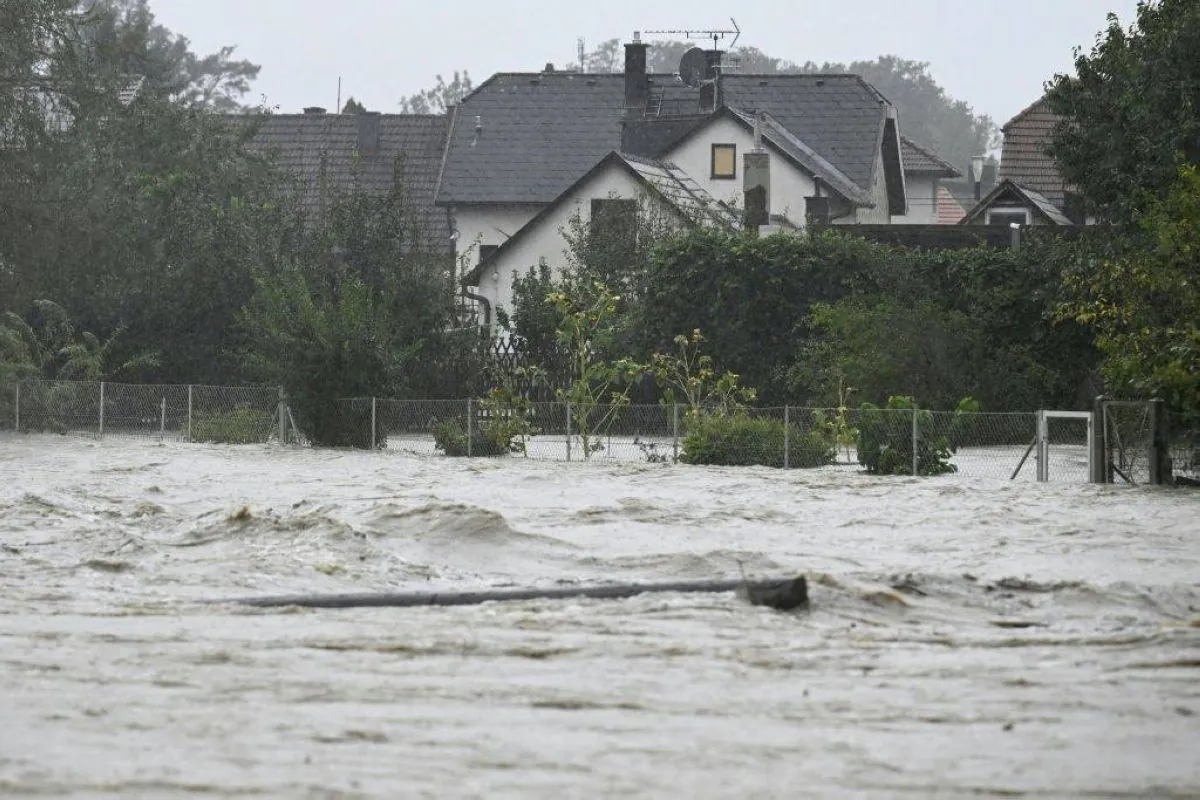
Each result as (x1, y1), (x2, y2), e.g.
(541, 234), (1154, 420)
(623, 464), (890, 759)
(3, 380), (282, 443)
(328, 398), (1043, 480)
(4, 379), (1188, 485)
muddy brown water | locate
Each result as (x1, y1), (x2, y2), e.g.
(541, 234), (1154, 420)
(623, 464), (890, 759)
(1, 434), (1198, 798)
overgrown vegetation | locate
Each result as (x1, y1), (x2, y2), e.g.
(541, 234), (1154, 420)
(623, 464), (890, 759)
(190, 406), (273, 444)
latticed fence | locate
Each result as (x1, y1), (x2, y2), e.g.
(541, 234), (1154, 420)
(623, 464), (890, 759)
(2, 379), (1187, 485)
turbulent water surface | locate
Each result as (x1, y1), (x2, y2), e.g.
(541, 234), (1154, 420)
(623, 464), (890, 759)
(1, 433), (1197, 798)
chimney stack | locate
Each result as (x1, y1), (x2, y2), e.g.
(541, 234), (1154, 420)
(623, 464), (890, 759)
(743, 112), (770, 231)
(699, 50), (723, 112)
(624, 33), (650, 114)
(303, 106), (326, 115)
(357, 111), (381, 155)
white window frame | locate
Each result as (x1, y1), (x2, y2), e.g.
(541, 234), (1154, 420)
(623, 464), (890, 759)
(984, 208), (1031, 226)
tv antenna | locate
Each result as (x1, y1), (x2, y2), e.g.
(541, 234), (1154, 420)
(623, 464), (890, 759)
(641, 18), (741, 51)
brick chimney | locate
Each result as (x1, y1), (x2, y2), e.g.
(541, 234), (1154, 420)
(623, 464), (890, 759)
(743, 112), (770, 230)
(624, 33), (650, 114)
(303, 106), (326, 115)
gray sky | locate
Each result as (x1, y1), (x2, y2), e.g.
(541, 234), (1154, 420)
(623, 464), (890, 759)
(149, 0), (1140, 127)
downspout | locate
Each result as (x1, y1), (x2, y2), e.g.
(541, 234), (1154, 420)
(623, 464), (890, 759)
(462, 288), (492, 328)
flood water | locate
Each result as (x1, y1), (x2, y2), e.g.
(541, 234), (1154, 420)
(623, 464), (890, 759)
(1, 433), (1197, 798)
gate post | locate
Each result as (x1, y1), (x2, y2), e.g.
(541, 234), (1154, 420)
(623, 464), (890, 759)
(1149, 398), (1170, 486)
(14, 382), (19, 432)
(1090, 395), (1109, 484)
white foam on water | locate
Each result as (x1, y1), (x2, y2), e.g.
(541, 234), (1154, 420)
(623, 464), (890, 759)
(1, 433), (1197, 798)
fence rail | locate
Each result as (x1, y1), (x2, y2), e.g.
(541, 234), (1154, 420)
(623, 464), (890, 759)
(2, 379), (1191, 485)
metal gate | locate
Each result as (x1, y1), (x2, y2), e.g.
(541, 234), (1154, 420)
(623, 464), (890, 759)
(1098, 400), (1162, 485)
(1036, 410), (1094, 483)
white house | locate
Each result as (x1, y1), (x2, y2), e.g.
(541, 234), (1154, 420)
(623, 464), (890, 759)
(460, 151), (739, 317)
(434, 37), (965, 326)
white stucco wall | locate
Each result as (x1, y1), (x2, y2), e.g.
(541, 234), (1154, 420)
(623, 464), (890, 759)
(663, 116), (817, 226)
(452, 205), (542, 268)
(892, 176), (937, 224)
(479, 166), (676, 321)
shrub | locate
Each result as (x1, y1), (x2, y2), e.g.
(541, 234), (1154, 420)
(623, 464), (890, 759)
(432, 418), (512, 457)
(856, 396), (957, 476)
(680, 413), (836, 469)
(191, 406), (274, 444)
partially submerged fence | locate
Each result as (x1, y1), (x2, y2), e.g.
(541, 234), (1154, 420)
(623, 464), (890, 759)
(2, 379), (1192, 486)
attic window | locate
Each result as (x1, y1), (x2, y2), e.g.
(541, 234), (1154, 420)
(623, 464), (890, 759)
(711, 144), (737, 179)
(985, 209), (1030, 227)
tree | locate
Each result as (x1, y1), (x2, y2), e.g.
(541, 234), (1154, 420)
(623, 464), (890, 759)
(341, 96), (366, 114)
(79, 0), (261, 111)
(1046, 0), (1200, 222)
(1057, 166), (1200, 415)
(398, 70), (472, 114)
(240, 176), (462, 445)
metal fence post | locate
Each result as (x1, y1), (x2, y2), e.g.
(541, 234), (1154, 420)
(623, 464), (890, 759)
(371, 397), (378, 451)
(277, 387), (287, 443)
(186, 385), (193, 441)
(1037, 410), (1049, 482)
(672, 403), (679, 462)
(1090, 395), (1109, 483)
(159, 396), (166, 439)
(466, 397), (473, 458)
(784, 405), (790, 470)
(14, 382), (19, 432)
(565, 401), (572, 462)
(98, 381), (105, 439)
(911, 404), (919, 477)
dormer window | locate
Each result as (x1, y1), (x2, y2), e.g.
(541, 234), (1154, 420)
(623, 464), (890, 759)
(711, 143), (737, 179)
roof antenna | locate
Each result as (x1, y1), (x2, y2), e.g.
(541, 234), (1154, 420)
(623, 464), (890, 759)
(336, 76), (342, 114)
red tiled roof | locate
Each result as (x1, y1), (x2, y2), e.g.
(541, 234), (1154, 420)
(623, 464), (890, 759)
(999, 96), (1071, 209)
(936, 186), (966, 225)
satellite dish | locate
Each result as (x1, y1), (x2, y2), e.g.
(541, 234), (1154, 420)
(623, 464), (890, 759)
(678, 47), (708, 88)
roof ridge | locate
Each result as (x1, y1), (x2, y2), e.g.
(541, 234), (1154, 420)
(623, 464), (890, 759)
(1002, 94), (1055, 131)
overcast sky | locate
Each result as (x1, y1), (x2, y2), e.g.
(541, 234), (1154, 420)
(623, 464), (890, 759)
(149, 0), (1141, 127)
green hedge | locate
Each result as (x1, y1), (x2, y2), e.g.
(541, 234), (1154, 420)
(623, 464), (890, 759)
(680, 414), (836, 469)
(432, 419), (512, 457)
(190, 406), (274, 444)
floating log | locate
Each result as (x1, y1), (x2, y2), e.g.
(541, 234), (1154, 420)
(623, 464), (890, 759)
(212, 575), (809, 612)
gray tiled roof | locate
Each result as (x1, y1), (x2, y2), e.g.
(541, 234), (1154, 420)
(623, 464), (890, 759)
(437, 72), (892, 207)
(730, 109), (873, 206)
(961, 179), (1074, 226)
(233, 112), (452, 251)
(900, 136), (961, 178)
(719, 75), (888, 191)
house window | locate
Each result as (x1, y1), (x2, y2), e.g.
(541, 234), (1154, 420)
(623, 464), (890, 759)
(711, 143), (737, 179)
(478, 244), (498, 264)
(985, 209), (1030, 227)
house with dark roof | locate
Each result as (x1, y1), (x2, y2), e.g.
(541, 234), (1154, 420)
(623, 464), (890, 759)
(438, 37), (962, 322)
(236, 108), (454, 252)
(961, 95), (1086, 227)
